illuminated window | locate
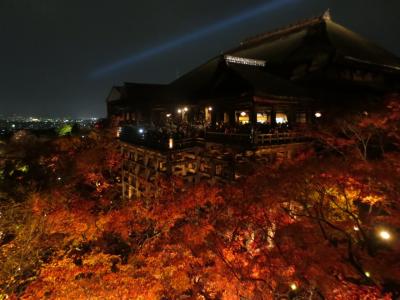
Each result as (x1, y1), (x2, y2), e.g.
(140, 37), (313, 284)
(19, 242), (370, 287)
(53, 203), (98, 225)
(257, 112), (270, 124)
(237, 111), (250, 124)
(276, 113), (288, 124)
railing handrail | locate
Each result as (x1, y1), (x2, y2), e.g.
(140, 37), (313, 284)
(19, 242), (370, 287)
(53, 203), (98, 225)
(121, 130), (306, 149)
(254, 131), (306, 145)
(206, 131), (250, 137)
(121, 135), (204, 151)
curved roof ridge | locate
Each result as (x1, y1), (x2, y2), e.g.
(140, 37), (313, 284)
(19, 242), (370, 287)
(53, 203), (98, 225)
(169, 55), (224, 86)
(237, 10), (331, 49)
(324, 20), (400, 68)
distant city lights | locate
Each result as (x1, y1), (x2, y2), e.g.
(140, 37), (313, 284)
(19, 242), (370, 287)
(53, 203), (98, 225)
(0, 117), (100, 134)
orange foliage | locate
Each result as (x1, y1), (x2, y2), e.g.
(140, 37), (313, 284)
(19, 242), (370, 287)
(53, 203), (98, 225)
(5, 119), (399, 299)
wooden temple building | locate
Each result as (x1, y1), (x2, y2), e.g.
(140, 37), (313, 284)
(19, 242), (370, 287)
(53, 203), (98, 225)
(106, 11), (400, 200)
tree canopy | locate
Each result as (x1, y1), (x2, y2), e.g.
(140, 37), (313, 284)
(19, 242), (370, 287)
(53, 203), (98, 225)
(1, 99), (400, 299)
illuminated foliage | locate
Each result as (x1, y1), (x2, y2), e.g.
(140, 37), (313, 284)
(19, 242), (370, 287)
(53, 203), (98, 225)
(1, 101), (400, 299)
(57, 125), (73, 136)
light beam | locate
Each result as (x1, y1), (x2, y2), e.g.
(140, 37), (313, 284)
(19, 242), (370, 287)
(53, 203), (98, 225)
(90, 0), (301, 78)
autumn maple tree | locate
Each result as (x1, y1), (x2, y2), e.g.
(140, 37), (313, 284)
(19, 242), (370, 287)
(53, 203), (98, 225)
(1, 97), (400, 299)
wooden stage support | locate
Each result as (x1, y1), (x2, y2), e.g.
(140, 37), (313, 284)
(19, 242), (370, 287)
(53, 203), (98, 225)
(121, 140), (308, 200)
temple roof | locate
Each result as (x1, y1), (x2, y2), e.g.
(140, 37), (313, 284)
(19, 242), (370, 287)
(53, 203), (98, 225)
(108, 11), (400, 108)
(170, 56), (310, 102)
(106, 82), (171, 105)
(168, 11), (400, 103)
(227, 10), (400, 71)
(228, 64), (310, 100)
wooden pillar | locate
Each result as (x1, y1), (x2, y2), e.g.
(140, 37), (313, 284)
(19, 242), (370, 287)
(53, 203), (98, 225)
(135, 176), (140, 198)
(287, 149), (293, 160)
(223, 112), (230, 124)
(307, 110), (314, 125)
(121, 147), (126, 200)
(271, 108), (277, 126)
(166, 151), (173, 175)
(134, 111), (139, 125)
(211, 109), (217, 128)
(287, 109), (296, 128)
(210, 160), (216, 185)
(250, 104), (257, 144)
(122, 170), (126, 200)
(229, 109), (235, 126)
(128, 174), (133, 199)
(194, 157), (201, 184)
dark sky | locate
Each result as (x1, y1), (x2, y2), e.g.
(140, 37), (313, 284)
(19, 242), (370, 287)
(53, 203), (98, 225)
(1, 0), (400, 118)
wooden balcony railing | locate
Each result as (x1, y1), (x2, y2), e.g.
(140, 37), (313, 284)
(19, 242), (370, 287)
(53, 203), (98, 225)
(205, 132), (252, 145)
(121, 134), (204, 152)
(121, 128), (307, 151)
(254, 132), (306, 145)
(206, 131), (306, 146)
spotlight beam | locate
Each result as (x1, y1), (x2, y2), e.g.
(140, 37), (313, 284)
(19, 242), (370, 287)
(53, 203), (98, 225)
(90, 0), (301, 78)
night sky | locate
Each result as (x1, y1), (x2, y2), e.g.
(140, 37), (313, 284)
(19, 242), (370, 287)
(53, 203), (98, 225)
(1, 0), (400, 118)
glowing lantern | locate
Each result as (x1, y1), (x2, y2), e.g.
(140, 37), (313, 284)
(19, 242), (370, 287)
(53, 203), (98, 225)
(378, 230), (391, 240)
